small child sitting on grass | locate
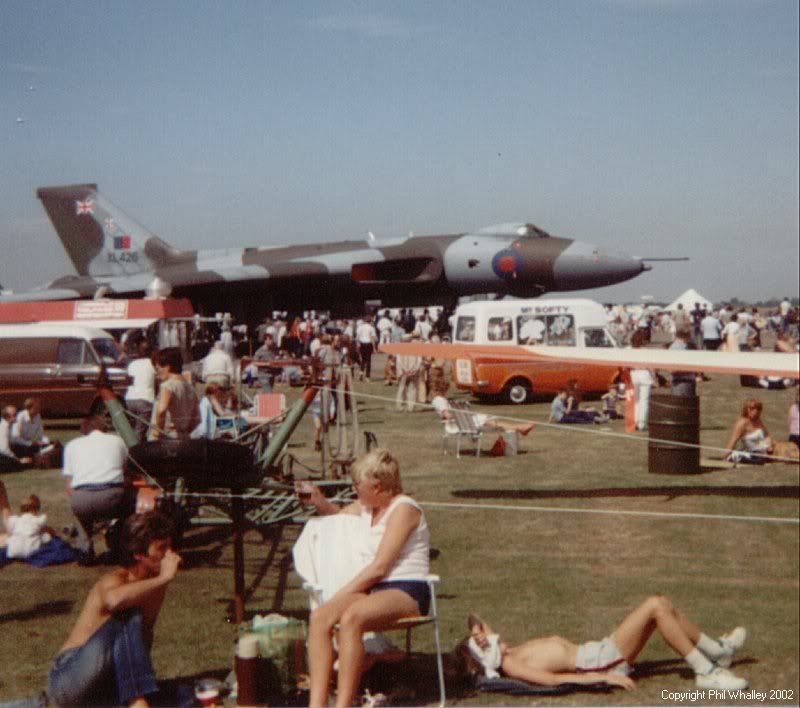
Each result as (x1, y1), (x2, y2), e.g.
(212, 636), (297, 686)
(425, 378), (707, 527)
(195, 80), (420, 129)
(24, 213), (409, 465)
(0, 483), (58, 559)
(601, 384), (623, 420)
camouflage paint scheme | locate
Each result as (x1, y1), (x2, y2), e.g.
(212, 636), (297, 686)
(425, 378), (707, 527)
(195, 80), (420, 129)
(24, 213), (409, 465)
(1, 184), (649, 319)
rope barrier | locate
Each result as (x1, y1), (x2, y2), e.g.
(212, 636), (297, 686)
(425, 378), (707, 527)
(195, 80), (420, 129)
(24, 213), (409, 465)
(300, 384), (800, 465)
(141, 488), (798, 527)
(418, 501), (799, 526)
(115, 379), (798, 497)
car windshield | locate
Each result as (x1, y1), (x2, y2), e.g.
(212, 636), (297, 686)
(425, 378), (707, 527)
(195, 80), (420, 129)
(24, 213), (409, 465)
(92, 338), (122, 364)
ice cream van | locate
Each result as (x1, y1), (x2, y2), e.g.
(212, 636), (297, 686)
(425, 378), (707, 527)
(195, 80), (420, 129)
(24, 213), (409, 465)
(452, 298), (621, 403)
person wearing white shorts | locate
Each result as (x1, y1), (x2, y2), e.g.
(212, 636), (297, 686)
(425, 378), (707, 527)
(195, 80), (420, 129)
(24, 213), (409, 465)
(574, 636), (631, 676)
(456, 595), (749, 691)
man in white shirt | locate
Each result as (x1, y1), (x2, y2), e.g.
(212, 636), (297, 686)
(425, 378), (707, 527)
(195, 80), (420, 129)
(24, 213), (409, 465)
(219, 322), (234, 358)
(10, 397), (49, 458)
(63, 416), (132, 562)
(356, 316), (378, 381)
(780, 297), (792, 331)
(125, 340), (156, 443)
(376, 310), (393, 345)
(701, 311), (723, 351)
(413, 313), (433, 342)
(202, 341), (236, 388)
(0, 405), (33, 471)
(720, 317), (740, 352)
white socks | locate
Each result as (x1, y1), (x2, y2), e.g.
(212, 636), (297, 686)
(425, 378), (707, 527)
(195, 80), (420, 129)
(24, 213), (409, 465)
(685, 648), (715, 676)
(696, 633), (726, 661)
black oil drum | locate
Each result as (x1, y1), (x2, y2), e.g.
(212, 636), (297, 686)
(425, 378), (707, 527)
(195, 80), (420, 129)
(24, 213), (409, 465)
(128, 438), (257, 491)
(648, 394), (700, 474)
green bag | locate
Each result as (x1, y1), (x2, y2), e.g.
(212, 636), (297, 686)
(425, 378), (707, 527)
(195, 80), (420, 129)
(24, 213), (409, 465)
(238, 614), (308, 699)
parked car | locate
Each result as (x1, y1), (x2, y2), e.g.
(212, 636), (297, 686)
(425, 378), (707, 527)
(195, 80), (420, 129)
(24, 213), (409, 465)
(0, 324), (129, 417)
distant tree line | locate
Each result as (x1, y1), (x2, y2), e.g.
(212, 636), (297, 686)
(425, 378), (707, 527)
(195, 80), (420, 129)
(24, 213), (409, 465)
(728, 297), (799, 308)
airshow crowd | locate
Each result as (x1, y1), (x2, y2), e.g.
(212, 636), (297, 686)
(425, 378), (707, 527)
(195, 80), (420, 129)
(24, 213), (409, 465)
(0, 296), (797, 706)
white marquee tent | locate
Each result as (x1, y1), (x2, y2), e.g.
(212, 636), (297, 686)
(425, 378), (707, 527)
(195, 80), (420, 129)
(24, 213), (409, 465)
(666, 288), (714, 312)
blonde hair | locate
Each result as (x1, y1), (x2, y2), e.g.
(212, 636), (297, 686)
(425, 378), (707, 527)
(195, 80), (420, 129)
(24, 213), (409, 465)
(350, 448), (402, 495)
(20, 494), (41, 514)
(741, 398), (763, 417)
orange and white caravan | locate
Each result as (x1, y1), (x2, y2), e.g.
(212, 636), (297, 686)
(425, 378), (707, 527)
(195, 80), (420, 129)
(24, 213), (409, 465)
(451, 298), (620, 403)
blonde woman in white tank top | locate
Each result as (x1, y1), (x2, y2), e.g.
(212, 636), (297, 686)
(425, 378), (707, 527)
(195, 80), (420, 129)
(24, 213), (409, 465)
(724, 398), (774, 463)
(300, 448), (430, 708)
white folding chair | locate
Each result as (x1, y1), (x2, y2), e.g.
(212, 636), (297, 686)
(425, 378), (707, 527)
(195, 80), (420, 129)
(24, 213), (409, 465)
(294, 516), (446, 706)
(303, 575), (446, 707)
(445, 401), (484, 459)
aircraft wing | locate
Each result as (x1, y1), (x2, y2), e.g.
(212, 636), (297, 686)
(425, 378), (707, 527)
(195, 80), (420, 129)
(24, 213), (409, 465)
(0, 286), (85, 302)
(381, 341), (799, 379)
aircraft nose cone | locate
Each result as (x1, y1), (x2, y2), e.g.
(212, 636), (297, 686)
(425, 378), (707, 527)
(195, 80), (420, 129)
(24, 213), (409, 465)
(553, 242), (647, 290)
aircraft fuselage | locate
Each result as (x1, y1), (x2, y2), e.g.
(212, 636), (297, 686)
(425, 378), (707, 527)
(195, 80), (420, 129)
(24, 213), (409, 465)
(2, 185), (650, 320)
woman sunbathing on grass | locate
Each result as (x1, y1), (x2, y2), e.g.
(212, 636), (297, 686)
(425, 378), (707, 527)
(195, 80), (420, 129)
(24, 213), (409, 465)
(455, 595), (748, 692)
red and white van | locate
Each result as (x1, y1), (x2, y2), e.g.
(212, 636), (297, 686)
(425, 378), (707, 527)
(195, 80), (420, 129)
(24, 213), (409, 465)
(452, 298), (621, 403)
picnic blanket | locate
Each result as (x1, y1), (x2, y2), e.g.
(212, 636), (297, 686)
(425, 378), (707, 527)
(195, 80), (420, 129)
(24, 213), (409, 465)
(0, 538), (76, 568)
(476, 676), (611, 696)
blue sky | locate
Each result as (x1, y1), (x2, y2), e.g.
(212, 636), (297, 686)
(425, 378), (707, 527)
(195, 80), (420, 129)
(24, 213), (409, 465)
(1, 0), (797, 304)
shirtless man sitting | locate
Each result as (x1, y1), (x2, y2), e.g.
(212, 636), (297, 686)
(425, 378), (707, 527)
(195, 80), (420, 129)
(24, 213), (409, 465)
(457, 595), (748, 691)
(47, 511), (181, 707)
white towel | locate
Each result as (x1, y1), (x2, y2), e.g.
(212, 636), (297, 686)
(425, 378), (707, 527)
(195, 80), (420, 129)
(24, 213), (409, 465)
(293, 514), (368, 604)
(468, 634), (503, 679)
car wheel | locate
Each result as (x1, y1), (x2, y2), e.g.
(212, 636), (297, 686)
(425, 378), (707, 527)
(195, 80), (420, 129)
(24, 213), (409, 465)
(504, 378), (532, 404)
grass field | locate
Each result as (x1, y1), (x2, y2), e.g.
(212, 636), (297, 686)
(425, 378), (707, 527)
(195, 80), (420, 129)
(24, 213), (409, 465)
(1, 353), (798, 706)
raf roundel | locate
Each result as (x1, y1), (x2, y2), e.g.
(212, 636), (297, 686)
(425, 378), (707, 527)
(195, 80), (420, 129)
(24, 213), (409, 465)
(491, 249), (522, 280)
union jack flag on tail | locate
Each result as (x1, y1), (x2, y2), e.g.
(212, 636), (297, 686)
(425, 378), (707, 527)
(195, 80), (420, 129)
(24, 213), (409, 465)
(75, 199), (95, 215)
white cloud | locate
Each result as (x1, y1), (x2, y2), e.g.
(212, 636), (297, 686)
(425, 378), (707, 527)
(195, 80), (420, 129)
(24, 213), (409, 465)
(310, 14), (426, 39)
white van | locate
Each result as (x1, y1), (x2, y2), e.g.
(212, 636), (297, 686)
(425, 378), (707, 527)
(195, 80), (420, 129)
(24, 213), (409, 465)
(0, 324), (129, 417)
(452, 298), (620, 403)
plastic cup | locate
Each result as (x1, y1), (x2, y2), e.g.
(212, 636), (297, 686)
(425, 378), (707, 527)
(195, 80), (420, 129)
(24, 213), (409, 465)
(298, 481), (313, 503)
(195, 678), (222, 707)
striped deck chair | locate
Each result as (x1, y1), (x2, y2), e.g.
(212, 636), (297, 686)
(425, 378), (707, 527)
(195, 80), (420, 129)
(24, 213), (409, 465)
(445, 401), (484, 459)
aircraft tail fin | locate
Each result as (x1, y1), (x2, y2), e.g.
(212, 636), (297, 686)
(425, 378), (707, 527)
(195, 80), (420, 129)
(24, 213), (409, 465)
(36, 184), (176, 277)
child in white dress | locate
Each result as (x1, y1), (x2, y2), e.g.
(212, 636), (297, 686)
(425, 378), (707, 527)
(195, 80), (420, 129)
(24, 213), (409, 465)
(1, 486), (56, 559)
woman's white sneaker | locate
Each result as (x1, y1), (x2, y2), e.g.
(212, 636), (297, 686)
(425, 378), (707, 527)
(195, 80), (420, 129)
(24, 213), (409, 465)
(696, 667), (748, 690)
(717, 627), (747, 668)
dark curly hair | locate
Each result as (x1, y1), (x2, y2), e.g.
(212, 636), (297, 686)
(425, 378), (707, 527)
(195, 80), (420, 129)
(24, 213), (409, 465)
(156, 347), (184, 374)
(118, 511), (175, 567)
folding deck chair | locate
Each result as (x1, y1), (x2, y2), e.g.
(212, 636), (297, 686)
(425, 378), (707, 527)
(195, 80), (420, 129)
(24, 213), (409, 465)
(254, 392), (287, 420)
(294, 516), (446, 706)
(442, 400), (484, 459)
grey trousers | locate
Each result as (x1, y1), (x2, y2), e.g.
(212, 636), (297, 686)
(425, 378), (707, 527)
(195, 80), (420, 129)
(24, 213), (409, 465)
(70, 484), (133, 555)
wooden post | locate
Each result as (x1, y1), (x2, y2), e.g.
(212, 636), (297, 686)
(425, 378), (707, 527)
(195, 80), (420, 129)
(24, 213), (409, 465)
(232, 494), (246, 623)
